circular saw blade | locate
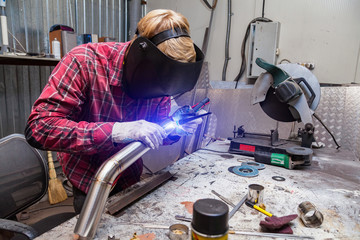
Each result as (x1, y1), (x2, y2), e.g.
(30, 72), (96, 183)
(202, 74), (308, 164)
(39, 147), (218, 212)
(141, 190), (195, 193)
(260, 64), (321, 122)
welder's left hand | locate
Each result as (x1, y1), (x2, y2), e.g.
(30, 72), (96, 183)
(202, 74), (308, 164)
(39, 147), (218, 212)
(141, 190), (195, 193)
(180, 117), (202, 134)
(176, 109), (206, 136)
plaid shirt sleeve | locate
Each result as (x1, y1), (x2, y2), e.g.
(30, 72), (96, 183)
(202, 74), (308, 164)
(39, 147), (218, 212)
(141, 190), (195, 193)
(25, 52), (115, 154)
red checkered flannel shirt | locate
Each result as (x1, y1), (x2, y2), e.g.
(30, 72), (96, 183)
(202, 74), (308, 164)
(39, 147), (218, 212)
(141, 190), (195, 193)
(25, 42), (178, 194)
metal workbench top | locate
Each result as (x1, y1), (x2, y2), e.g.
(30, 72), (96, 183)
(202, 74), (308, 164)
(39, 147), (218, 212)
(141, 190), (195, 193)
(36, 141), (360, 240)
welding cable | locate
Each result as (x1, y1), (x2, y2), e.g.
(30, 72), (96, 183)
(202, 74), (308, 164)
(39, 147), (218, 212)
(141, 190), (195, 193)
(313, 113), (341, 149)
(222, 0), (232, 81)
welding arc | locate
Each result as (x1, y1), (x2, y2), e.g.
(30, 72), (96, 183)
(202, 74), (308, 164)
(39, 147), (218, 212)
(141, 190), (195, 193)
(178, 112), (212, 125)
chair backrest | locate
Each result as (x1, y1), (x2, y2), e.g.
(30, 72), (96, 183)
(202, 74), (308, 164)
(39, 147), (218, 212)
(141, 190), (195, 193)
(0, 134), (48, 219)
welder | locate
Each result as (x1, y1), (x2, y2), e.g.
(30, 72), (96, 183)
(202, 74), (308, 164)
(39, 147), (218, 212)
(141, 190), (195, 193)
(24, 9), (204, 214)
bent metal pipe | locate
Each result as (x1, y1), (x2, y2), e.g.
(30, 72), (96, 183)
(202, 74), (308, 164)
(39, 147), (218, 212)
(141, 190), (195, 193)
(73, 120), (178, 240)
(73, 141), (149, 240)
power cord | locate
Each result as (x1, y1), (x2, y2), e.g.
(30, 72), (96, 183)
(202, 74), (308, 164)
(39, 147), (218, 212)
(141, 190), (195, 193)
(201, 0), (218, 9)
(233, 17), (272, 88)
(313, 113), (341, 149)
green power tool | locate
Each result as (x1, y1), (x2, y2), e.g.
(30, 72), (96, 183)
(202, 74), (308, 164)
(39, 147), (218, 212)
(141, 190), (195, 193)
(254, 146), (313, 169)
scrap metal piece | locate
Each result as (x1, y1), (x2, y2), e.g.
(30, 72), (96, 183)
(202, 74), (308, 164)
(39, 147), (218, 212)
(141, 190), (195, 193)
(298, 201), (324, 228)
(272, 176), (286, 181)
(229, 194), (247, 219)
(175, 215), (192, 222)
(211, 190), (235, 207)
(169, 224), (189, 240)
(107, 171), (174, 216)
(229, 230), (315, 239)
(247, 184), (264, 204)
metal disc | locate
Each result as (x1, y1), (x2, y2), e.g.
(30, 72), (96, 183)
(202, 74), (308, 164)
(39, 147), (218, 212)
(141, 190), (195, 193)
(241, 161), (266, 170)
(272, 176), (286, 181)
(286, 146), (313, 156)
(260, 88), (296, 122)
(231, 166), (259, 177)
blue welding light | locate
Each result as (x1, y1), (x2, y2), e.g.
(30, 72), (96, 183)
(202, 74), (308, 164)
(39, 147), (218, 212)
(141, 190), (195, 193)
(162, 120), (177, 135)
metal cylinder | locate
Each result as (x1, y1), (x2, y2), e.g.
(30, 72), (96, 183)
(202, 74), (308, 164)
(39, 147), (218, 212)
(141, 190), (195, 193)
(247, 184), (264, 205)
(73, 141), (149, 240)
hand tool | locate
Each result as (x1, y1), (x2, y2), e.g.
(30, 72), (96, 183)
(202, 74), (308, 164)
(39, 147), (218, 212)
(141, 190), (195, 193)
(245, 201), (272, 217)
(175, 215), (192, 222)
(228, 194), (247, 219)
(228, 230), (315, 239)
(254, 146), (313, 169)
(211, 190), (235, 207)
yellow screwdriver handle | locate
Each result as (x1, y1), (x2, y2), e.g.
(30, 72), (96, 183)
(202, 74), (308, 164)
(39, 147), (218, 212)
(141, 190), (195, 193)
(254, 204), (273, 217)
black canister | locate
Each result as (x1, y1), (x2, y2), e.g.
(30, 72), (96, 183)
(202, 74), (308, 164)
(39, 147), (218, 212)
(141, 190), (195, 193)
(191, 198), (229, 239)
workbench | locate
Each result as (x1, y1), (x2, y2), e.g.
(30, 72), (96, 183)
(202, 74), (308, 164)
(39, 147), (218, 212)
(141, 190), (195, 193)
(36, 140), (360, 240)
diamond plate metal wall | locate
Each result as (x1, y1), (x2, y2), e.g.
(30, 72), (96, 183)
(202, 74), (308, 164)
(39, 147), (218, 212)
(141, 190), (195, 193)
(314, 86), (360, 158)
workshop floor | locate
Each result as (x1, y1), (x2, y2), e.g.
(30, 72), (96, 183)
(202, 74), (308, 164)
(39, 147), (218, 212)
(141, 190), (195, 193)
(16, 196), (75, 226)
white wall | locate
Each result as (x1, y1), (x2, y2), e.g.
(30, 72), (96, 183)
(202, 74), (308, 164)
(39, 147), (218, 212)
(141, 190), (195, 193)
(147, 0), (360, 84)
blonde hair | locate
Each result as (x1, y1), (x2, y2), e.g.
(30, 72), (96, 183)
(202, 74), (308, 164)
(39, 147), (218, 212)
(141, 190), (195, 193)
(135, 9), (196, 63)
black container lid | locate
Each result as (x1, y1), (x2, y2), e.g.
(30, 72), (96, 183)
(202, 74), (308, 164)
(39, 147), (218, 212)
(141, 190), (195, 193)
(191, 198), (229, 235)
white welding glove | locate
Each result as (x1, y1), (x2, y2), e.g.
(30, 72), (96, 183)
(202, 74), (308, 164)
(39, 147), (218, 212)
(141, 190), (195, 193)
(112, 120), (167, 149)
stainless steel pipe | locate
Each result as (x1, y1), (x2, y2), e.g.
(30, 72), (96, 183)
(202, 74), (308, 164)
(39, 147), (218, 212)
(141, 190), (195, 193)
(73, 141), (150, 240)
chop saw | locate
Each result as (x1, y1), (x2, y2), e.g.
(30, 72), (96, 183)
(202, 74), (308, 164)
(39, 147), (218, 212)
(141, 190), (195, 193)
(229, 58), (321, 169)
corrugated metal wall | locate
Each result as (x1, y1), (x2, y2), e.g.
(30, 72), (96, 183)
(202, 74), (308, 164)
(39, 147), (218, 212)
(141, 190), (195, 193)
(0, 0), (127, 138)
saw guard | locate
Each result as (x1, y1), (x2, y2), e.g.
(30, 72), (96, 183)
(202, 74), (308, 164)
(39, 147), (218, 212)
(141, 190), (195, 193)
(251, 72), (273, 105)
(253, 62), (320, 124)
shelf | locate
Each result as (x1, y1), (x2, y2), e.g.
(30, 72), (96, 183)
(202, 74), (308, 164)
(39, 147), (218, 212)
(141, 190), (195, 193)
(0, 54), (60, 66)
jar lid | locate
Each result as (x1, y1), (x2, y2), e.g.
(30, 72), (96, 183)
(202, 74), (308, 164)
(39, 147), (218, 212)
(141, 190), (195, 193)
(191, 198), (229, 235)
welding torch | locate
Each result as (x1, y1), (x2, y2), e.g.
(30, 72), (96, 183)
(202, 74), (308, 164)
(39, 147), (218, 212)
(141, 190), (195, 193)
(162, 97), (211, 134)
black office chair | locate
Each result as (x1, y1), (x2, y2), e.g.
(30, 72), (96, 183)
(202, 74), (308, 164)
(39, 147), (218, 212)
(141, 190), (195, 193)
(0, 134), (75, 240)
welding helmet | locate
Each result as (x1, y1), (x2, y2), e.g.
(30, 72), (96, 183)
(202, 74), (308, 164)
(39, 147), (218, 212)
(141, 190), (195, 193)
(122, 28), (204, 99)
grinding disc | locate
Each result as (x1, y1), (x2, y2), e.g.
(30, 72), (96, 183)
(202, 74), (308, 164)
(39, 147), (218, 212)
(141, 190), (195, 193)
(229, 165), (259, 177)
(241, 161), (266, 170)
(286, 146), (313, 156)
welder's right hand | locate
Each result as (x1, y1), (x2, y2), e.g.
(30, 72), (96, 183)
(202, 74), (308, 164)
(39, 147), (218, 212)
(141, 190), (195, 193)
(112, 120), (167, 149)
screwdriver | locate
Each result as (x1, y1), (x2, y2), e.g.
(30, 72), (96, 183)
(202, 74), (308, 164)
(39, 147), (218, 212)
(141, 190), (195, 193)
(245, 201), (273, 217)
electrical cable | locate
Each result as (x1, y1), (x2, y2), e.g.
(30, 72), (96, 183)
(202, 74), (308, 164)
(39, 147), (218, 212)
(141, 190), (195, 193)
(313, 113), (341, 149)
(222, 0), (232, 81)
(233, 17), (272, 89)
(201, 0), (218, 10)
(9, 47), (26, 54)
(262, 0), (266, 18)
(7, 30), (27, 52)
(233, 0), (271, 88)
(279, 59), (292, 64)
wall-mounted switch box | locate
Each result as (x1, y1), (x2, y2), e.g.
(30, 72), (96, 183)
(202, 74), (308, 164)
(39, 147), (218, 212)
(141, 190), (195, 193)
(247, 21), (280, 78)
